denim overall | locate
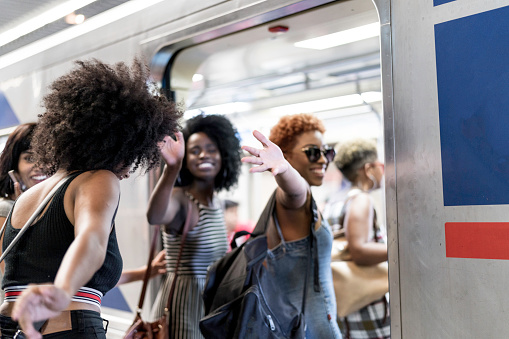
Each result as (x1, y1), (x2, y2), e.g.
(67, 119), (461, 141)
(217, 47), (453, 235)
(266, 211), (342, 339)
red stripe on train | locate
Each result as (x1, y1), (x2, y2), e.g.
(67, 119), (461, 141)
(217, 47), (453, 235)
(445, 222), (509, 259)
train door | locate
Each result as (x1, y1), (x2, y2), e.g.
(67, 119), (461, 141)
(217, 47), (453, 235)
(152, 0), (389, 335)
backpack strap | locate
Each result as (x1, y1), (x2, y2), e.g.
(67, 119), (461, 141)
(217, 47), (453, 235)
(251, 190), (277, 237)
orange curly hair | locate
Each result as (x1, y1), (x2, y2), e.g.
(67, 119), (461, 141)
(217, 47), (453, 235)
(269, 113), (326, 153)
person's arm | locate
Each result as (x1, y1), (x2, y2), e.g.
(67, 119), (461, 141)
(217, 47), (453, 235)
(146, 132), (185, 225)
(242, 130), (310, 244)
(116, 249), (167, 286)
(344, 193), (387, 266)
(12, 170), (120, 338)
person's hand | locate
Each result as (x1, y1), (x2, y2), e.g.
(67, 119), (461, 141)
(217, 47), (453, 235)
(158, 132), (185, 167)
(241, 130), (289, 176)
(149, 249), (167, 278)
(12, 284), (71, 339)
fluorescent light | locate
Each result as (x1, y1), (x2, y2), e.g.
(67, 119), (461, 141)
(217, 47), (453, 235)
(361, 91), (382, 103)
(269, 94), (364, 115)
(192, 74), (204, 82)
(0, 0), (164, 70)
(294, 22), (379, 50)
(185, 102), (251, 119)
(0, 0), (98, 47)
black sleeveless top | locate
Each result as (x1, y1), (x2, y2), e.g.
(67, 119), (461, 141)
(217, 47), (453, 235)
(1, 171), (123, 294)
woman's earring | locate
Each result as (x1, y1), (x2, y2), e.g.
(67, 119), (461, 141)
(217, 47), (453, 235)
(223, 168), (227, 180)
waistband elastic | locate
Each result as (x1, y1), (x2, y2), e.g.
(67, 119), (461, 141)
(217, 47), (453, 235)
(4, 286), (103, 308)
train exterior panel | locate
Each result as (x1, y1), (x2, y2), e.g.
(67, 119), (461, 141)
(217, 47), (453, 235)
(388, 0), (509, 338)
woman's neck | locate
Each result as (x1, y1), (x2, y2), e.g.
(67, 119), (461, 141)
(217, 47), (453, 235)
(352, 179), (372, 192)
(188, 182), (215, 206)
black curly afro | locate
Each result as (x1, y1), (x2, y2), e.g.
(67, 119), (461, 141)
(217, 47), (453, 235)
(31, 59), (182, 175)
(177, 114), (241, 191)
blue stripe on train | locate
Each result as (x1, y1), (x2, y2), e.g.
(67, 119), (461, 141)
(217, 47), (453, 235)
(435, 5), (509, 206)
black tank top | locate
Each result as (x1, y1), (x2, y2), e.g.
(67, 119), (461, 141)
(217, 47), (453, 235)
(1, 171), (123, 294)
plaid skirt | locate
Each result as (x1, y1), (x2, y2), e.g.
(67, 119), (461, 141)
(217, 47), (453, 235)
(338, 296), (390, 339)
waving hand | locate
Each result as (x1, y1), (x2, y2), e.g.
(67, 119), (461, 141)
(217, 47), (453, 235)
(241, 130), (289, 176)
(158, 132), (185, 167)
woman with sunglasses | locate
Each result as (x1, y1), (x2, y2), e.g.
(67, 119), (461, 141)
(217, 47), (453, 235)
(252, 113), (342, 338)
(333, 138), (390, 339)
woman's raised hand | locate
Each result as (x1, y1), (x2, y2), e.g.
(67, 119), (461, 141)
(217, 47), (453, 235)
(158, 132), (185, 167)
(241, 130), (289, 176)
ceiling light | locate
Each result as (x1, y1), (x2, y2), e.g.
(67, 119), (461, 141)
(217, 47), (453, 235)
(269, 94), (364, 115)
(65, 13), (86, 25)
(192, 74), (204, 82)
(0, 0), (164, 70)
(361, 91), (382, 103)
(0, 0), (98, 47)
(185, 102), (251, 119)
(294, 22), (379, 50)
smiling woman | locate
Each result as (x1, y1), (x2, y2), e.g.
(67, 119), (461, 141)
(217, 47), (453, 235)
(0, 123), (44, 225)
(146, 113), (242, 338)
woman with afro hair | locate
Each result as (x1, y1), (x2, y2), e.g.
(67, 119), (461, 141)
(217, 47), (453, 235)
(146, 113), (242, 338)
(1, 58), (182, 338)
(242, 113), (342, 338)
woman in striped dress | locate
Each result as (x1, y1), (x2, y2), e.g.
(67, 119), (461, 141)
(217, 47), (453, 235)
(147, 114), (242, 339)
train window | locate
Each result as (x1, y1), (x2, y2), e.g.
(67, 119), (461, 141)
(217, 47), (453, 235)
(169, 0), (384, 220)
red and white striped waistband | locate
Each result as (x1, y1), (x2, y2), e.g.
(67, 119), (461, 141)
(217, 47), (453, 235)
(4, 286), (103, 308)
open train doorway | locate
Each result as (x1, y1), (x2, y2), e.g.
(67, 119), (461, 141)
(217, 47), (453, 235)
(168, 0), (384, 222)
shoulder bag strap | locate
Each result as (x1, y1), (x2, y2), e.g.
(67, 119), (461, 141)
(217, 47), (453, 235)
(166, 200), (193, 312)
(0, 175), (71, 263)
(135, 224), (161, 314)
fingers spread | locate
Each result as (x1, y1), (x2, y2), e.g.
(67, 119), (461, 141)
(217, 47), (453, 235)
(241, 145), (259, 157)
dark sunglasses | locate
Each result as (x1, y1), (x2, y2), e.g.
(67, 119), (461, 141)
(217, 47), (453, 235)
(301, 146), (336, 163)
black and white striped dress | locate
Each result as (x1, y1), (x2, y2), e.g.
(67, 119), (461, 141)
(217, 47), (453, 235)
(151, 193), (228, 339)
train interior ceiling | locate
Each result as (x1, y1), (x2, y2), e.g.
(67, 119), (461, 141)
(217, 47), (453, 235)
(169, 0), (383, 214)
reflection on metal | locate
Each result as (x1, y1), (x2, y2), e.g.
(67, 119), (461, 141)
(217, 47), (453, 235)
(371, 0), (398, 338)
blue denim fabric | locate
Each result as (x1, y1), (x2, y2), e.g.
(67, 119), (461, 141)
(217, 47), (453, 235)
(266, 222), (342, 339)
(0, 310), (107, 339)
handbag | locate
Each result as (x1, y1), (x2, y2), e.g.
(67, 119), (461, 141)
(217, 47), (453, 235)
(331, 239), (389, 317)
(330, 191), (389, 318)
(200, 191), (316, 339)
(123, 201), (192, 339)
